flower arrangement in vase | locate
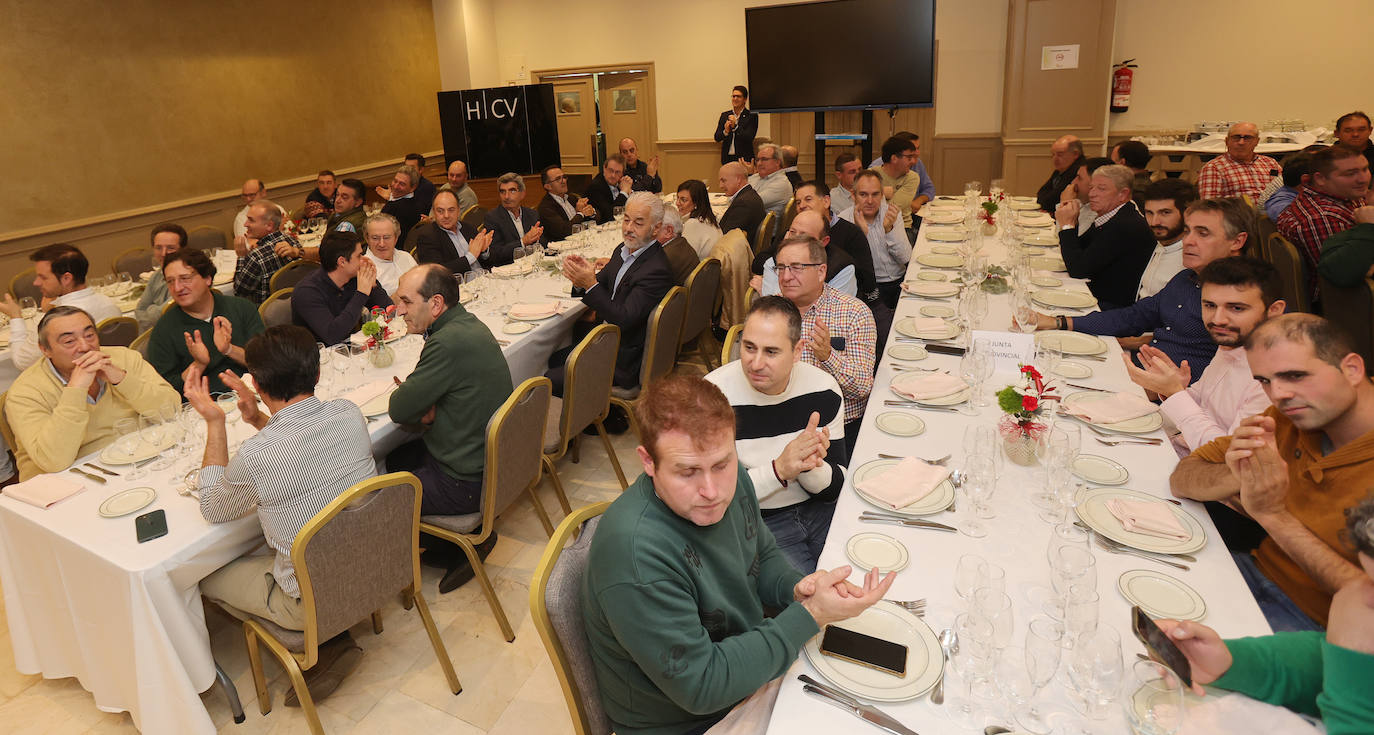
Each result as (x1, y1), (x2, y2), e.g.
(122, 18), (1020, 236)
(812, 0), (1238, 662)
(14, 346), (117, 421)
(361, 306), (399, 367)
(994, 364), (1057, 465)
(979, 195), (1002, 235)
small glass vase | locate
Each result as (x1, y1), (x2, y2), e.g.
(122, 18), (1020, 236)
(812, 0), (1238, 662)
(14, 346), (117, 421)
(367, 342), (395, 368)
(981, 220), (998, 236)
(1002, 424), (1043, 466)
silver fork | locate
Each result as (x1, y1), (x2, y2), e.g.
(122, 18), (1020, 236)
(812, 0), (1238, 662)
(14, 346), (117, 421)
(1092, 535), (1191, 571)
(877, 452), (951, 465)
(885, 598), (927, 615)
(1093, 435), (1163, 447)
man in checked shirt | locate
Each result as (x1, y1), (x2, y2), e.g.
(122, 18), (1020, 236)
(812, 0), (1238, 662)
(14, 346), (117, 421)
(774, 234), (875, 457)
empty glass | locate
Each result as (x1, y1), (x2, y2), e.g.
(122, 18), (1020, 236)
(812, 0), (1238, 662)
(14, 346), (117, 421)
(947, 612), (1000, 729)
(1122, 659), (1187, 735)
(1018, 616), (1064, 733)
(960, 455), (997, 537)
(114, 417), (141, 476)
(330, 344), (352, 390)
(1066, 624), (1123, 722)
(1062, 584), (1100, 651)
(19, 297), (37, 320)
(954, 554), (1006, 602)
(971, 587), (1014, 650)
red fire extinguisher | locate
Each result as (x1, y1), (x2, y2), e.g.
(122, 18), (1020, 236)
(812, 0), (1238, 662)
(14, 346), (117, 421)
(1111, 59), (1138, 113)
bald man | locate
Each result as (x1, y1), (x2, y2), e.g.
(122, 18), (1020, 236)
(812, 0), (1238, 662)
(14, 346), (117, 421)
(1196, 122), (1282, 200)
(439, 160), (479, 211)
(1036, 135), (1085, 214)
(231, 178), (286, 243)
(618, 138), (662, 193)
(717, 162), (765, 241)
(753, 210), (856, 297)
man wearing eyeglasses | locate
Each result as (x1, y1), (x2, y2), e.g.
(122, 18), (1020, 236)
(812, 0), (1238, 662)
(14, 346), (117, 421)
(148, 248), (265, 395)
(536, 165), (597, 241)
(748, 143), (791, 220)
(1196, 122), (1282, 200)
(231, 178), (286, 244)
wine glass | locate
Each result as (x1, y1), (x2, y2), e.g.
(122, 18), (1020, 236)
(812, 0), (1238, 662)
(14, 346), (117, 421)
(19, 297), (37, 320)
(1018, 616), (1064, 734)
(971, 342), (995, 408)
(954, 554), (989, 602)
(1062, 584), (1100, 652)
(947, 612), (1000, 730)
(996, 651), (1039, 732)
(1122, 659), (1187, 735)
(959, 455), (997, 537)
(971, 587), (1014, 650)
(1050, 545), (1098, 622)
(513, 244), (528, 261)
(1066, 627), (1124, 724)
(957, 350), (988, 417)
(217, 392), (241, 453)
(331, 344), (352, 390)
(114, 416), (141, 475)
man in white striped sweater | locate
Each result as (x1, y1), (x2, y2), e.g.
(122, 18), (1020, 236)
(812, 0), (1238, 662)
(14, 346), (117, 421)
(704, 296), (848, 572)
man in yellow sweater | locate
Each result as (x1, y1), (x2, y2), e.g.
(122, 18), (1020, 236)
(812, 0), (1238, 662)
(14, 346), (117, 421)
(5, 306), (180, 480)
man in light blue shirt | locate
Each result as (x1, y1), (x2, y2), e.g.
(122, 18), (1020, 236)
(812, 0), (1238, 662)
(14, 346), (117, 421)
(756, 210), (856, 297)
(749, 143), (793, 219)
(839, 170), (911, 309)
(830, 153), (861, 215)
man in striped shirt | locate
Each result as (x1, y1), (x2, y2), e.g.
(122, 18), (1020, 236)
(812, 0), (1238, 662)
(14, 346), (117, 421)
(189, 325), (377, 705)
(705, 296), (847, 573)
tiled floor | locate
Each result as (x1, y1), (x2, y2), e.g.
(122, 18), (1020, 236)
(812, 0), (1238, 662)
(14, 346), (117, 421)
(0, 423), (648, 734)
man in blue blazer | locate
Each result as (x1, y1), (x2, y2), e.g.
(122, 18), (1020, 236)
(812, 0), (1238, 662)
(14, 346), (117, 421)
(481, 172), (545, 267)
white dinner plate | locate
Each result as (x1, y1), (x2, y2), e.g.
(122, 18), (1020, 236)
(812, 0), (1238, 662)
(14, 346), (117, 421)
(875, 412), (926, 437)
(99, 433), (179, 465)
(930, 244), (959, 254)
(1007, 199), (1041, 211)
(845, 533), (910, 573)
(887, 344), (928, 361)
(1017, 211), (1053, 223)
(1051, 361), (1093, 379)
(1061, 392), (1164, 434)
(508, 304), (560, 321)
(1032, 290), (1098, 310)
(502, 322), (533, 335)
(360, 388), (395, 417)
(1030, 275), (1063, 287)
(1118, 570), (1207, 621)
(851, 459), (956, 517)
(212, 272), (234, 286)
(923, 210), (965, 225)
(1023, 233), (1060, 247)
(915, 271), (946, 281)
(919, 305), (955, 318)
(99, 487), (157, 518)
(1075, 487), (1207, 555)
(1036, 331), (1108, 356)
(902, 281), (958, 298)
(894, 318), (960, 341)
(890, 382), (972, 407)
(1072, 454), (1130, 485)
(915, 253), (963, 269)
(802, 601), (943, 702)
(349, 320), (409, 347)
(1028, 256), (1068, 272)
(925, 228), (968, 242)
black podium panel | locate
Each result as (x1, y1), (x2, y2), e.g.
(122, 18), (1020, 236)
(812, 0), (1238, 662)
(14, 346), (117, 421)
(437, 84), (560, 178)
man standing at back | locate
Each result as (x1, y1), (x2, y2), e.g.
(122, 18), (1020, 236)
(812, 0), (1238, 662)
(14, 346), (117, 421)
(714, 85), (758, 165)
(3, 244), (122, 370)
(1196, 122), (1281, 200)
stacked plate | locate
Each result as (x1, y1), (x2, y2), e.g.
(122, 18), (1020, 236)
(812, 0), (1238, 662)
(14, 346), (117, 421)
(99, 433), (179, 465)
(1028, 256), (1067, 271)
(925, 227), (968, 242)
(894, 317), (960, 341)
(1118, 570), (1207, 621)
(802, 600), (944, 701)
(914, 271), (946, 281)
(846, 532), (910, 573)
(1071, 454), (1129, 485)
(887, 344), (928, 361)
(1006, 196), (1040, 211)
(914, 253), (962, 269)
(901, 281), (958, 298)
(923, 209), (965, 225)
(1031, 289), (1098, 310)
(1016, 211), (1053, 226)
(1023, 233), (1060, 247)
(1075, 487), (1207, 556)
(1036, 331), (1108, 357)
(1061, 391), (1163, 434)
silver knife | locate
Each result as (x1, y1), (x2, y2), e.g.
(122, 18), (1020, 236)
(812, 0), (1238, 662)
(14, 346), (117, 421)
(881, 401), (961, 413)
(859, 514), (958, 532)
(1064, 382), (1113, 393)
(799, 676), (919, 735)
(83, 463), (120, 477)
(69, 467), (107, 484)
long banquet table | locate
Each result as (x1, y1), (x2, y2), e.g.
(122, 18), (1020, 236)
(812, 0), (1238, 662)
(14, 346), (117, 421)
(0, 225), (623, 733)
(764, 212), (1277, 734)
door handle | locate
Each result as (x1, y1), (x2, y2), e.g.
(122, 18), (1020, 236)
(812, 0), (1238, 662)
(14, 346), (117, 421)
(591, 133), (598, 163)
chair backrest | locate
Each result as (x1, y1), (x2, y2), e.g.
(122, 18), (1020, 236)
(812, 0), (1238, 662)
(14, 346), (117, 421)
(640, 286), (688, 386)
(187, 225), (229, 251)
(259, 288), (294, 327)
(0, 392), (17, 456)
(561, 324), (620, 444)
(461, 205), (486, 230)
(721, 324), (743, 365)
(9, 269), (40, 302)
(710, 228), (753, 329)
(679, 258), (721, 347)
(270, 260), (319, 293)
(1267, 232), (1311, 313)
(96, 316), (140, 348)
(1252, 215), (1277, 261)
(112, 248), (154, 280)
(529, 502), (614, 735)
(129, 328), (153, 358)
(1318, 275), (1374, 371)
(295, 472), (424, 656)
(752, 211), (776, 256)
(780, 196), (798, 236)
(484, 377), (553, 521)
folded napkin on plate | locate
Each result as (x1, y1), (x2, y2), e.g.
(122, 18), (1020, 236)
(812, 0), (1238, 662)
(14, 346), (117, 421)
(1106, 498), (1188, 540)
(1072, 392), (1158, 424)
(341, 379), (393, 408)
(891, 372), (967, 401)
(509, 302), (558, 319)
(855, 458), (951, 509)
(4, 474), (84, 509)
(913, 316), (947, 332)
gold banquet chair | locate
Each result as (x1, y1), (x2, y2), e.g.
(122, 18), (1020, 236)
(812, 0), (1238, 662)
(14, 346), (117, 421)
(678, 258), (722, 370)
(720, 324), (743, 365)
(259, 288), (294, 328)
(270, 260), (320, 293)
(529, 501), (614, 735)
(420, 377), (556, 642)
(9, 269), (40, 302)
(95, 316), (140, 348)
(187, 225), (230, 252)
(1266, 232), (1312, 314)
(233, 472), (460, 734)
(129, 328), (153, 358)
(752, 211), (776, 257)
(609, 286), (688, 440)
(111, 247), (154, 280)
(543, 325), (628, 515)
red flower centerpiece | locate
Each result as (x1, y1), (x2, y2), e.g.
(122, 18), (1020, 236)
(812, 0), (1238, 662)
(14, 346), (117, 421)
(361, 305), (399, 367)
(994, 364), (1057, 465)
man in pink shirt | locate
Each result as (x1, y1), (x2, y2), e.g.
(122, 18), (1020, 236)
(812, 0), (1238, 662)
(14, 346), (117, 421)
(1124, 257), (1286, 453)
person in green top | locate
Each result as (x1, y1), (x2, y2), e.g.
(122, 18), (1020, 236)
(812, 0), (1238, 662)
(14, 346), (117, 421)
(1157, 494), (1374, 734)
(147, 248), (265, 396)
(583, 374), (894, 735)
(1315, 207), (1374, 288)
(387, 263), (512, 592)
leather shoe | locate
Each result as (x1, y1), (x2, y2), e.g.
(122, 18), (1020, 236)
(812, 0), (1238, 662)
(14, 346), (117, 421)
(437, 533), (499, 594)
(284, 633), (363, 707)
(600, 406), (630, 435)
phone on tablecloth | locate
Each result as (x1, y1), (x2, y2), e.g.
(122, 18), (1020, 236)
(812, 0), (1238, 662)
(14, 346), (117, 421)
(1131, 605), (1193, 688)
(819, 625), (908, 677)
(135, 509), (168, 543)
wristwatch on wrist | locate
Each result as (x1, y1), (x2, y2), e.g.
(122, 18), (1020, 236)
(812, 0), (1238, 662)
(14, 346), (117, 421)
(1056, 315), (1067, 330)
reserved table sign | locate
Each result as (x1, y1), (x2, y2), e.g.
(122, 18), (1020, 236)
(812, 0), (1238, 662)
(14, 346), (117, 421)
(972, 330), (1036, 373)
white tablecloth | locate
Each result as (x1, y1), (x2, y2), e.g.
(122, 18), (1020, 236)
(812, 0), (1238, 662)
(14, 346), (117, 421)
(764, 215), (1273, 734)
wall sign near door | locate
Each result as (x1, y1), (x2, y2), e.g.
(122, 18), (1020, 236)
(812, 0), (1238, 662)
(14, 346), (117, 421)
(436, 84), (562, 178)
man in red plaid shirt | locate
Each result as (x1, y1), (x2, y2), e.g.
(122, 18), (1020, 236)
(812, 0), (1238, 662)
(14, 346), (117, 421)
(1276, 145), (1371, 303)
(1196, 122), (1282, 200)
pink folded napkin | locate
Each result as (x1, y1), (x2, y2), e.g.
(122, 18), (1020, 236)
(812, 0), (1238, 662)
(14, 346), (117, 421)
(341, 379), (393, 408)
(912, 317), (947, 333)
(4, 474), (84, 509)
(1106, 498), (1189, 540)
(891, 372), (967, 401)
(1071, 392), (1159, 424)
(855, 458), (951, 509)
(509, 302), (558, 319)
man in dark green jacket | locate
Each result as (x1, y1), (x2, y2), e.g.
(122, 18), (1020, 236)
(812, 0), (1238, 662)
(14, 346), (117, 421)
(1316, 208), (1374, 287)
(387, 263), (512, 590)
(147, 249), (264, 395)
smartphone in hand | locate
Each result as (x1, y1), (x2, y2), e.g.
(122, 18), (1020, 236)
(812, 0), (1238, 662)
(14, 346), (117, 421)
(1131, 605), (1193, 688)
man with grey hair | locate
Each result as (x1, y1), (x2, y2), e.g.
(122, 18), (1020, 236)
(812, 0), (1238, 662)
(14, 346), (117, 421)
(380, 164), (425, 245)
(1197, 122), (1282, 200)
(749, 143), (791, 219)
(1037, 134), (1085, 213)
(482, 172), (543, 267)
(231, 178), (286, 242)
(362, 213), (419, 296)
(585, 154), (633, 223)
(1054, 163), (1155, 309)
(550, 190), (673, 406)
(656, 205), (700, 286)
(780, 144), (803, 190)
(234, 199), (300, 304)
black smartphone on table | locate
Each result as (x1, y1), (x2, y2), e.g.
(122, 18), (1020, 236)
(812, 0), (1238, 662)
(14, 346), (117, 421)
(819, 625), (908, 677)
(135, 509), (168, 543)
(1130, 605), (1193, 688)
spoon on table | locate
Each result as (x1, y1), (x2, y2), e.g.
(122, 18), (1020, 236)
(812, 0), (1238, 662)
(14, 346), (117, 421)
(931, 627), (956, 705)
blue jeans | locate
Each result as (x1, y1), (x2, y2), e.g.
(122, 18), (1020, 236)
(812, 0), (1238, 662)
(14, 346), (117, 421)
(763, 499), (837, 574)
(1231, 552), (1323, 632)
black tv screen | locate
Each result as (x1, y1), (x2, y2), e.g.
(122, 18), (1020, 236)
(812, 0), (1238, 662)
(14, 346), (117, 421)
(745, 0), (935, 112)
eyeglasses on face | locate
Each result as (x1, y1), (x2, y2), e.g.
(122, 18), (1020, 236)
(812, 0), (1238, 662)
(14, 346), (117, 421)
(771, 262), (822, 275)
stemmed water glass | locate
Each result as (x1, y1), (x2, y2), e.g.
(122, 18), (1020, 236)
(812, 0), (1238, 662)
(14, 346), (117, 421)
(331, 344), (352, 391)
(1066, 627), (1124, 726)
(1050, 545), (1098, 624)
(1122, 658), (1187, 735)
(216, 392), (240, 453)
(946, 612), (1000, 730)
(19, 297), (37, 320)
(954, 553), (1006, 603)
(1017, 616), (1064, 734)
(114, 417), (141, 478)
(959, 455), (997, 537)
(971, 586), (1014, 651)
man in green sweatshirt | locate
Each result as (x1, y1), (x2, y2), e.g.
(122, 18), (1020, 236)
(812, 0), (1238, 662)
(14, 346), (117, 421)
(582, 374), (895, 735)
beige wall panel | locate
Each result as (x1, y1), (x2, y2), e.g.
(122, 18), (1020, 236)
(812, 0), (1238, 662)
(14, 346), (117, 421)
(658, 142), (725, 194)
(931, 136), (1004, 194)
(1003, 0), (1116, 137)
(1, 0), (443, 237)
